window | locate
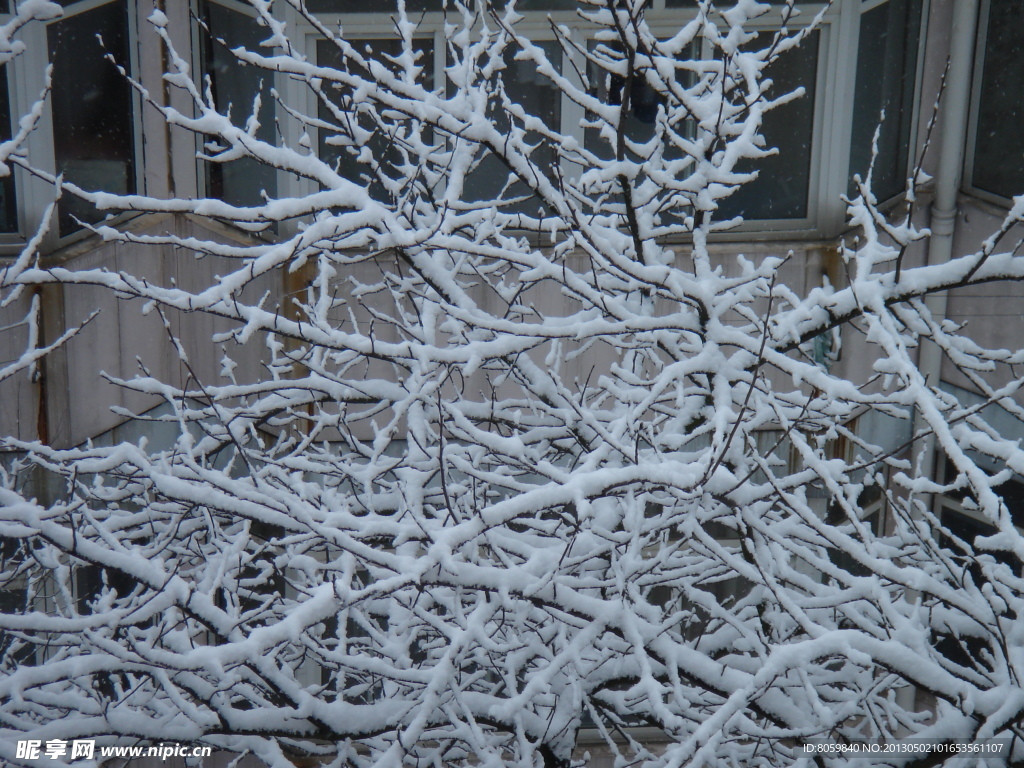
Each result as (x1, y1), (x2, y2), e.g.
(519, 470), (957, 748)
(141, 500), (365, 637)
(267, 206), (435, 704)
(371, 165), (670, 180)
(934, 506), (1017, 670)
(585, 40), (682, 161)
(933, 457), (1024, 672)
(583, 37), (696, 226)
(0, 534), (33, 667)
(305, 0), (443, 11)
(826, 487), (882, 579)
(459, 40), (561, 215)
(278, 0), (924, 235)
(0, 64), (17, 234)
(0, 0), (927, 245)
(316, 36), (435, 207)
(848, 0), (923, 202)
(46, 0), (137, 236)
(968, 0), (1024, 201)
(75, 562), (139, 615)
(315, 32), (562, 217)
(201, 0), (278, 209)
(719, 31), (820, 221)
(504, 0), (578, 7)
(641, 497), (757, 626)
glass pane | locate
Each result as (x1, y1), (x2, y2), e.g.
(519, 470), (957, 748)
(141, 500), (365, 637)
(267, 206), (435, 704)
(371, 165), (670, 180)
(317, 38), (435, 204)
(0, 65), (17, 233)
(718, 31), (818, 220)
(584, 41), (685, 161)
(203, 0), (277, 208)
(47, 1), (135, 236)
(972, 0), (1024, 199)
(490, 0), (578, 8)
(848, 0), (923, 201)
(460, 41), (561, 215)
(582, 39), (695, 224)
(666, 0), (811, 6)
(305, 0), (442, 11)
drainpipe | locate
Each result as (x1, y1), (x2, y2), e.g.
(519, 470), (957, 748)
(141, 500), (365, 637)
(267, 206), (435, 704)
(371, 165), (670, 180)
(896, 0), (980, 722)
(912, 0), (980, 496)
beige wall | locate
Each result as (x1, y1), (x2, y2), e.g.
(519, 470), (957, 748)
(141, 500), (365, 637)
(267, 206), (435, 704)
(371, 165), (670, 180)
(0, 288), (42, 443)
(29, 215), (278, 449)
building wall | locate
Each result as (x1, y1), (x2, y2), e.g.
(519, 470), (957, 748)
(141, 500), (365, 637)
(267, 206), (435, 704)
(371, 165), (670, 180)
(0, 288), (42, 443)
(16, 215), (279, 450)
(7, 0), (1013, 448)
(941, 196), (1024, 395)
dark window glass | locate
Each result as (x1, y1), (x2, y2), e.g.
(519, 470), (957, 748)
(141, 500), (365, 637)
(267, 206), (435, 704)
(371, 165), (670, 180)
(941, 458), (1024, 528)
(848, 0), (923, 201)
(305, 0), (442, 11)
(935, 507), (1020, 668)
(584, 0), (649, 7)
(236, 519), (286, 619)
(0, 537), (32, 667)
(972, 0), (1024, 199)
(459, 40), (561, 215)
(718, 31), (819, 220)
(203, 0), (278, 209)
(490, 0), (578, 8)
(584, 41), (694, 224)
(47, 1), (135, 236)
(317, 37), (435, 205)
(0, 65), (17, 233)
(940, 507), (1023, 582)
(683, 574), (753, 641)
(585, 41), (688, 161)
(75, 564), (139, 615)
(666, 0), (811, 6)
(942, 509), (997, 554)
(827, 509), (880, 579)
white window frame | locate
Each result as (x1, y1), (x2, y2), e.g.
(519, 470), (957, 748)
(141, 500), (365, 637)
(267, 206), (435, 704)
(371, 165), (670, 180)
(188, 0), (927, 241)
(193, 0), (293, 216)
(962, 0), (1022, 208)
(9, 0), (146, 252)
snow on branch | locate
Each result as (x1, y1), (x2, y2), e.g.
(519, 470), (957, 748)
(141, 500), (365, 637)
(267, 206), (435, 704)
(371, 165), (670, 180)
(3, 1), (1024, 767)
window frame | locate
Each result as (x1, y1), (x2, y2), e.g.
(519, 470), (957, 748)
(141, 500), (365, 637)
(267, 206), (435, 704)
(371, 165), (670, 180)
(0, 6), (50, 252)
(962, 0), (1023, 208)
(698, 19), (828, 232)
(844, 0), (927, 206)
(204, 0), (927, 241)
(193, 0), (286, 212)
(7, 0), (147, 252)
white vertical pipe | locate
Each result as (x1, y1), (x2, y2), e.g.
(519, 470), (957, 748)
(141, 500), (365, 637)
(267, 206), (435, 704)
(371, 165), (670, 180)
(912, 0), (980, 496)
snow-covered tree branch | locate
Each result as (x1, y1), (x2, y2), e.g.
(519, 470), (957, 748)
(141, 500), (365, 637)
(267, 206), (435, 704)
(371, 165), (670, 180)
(3, 0), (1024, 766)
